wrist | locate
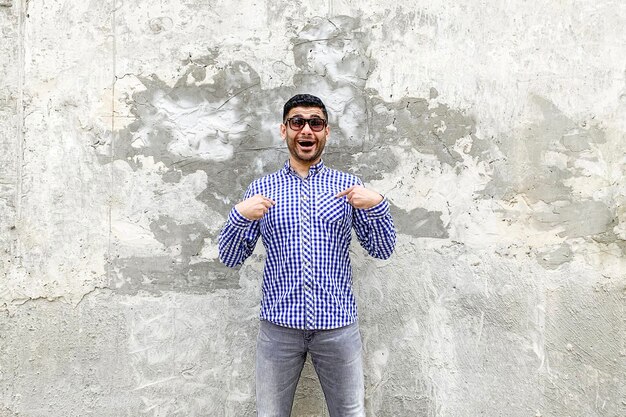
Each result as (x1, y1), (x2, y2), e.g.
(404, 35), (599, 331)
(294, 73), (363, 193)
(230, 206), (254, 226)
(364, 198), (389, 219)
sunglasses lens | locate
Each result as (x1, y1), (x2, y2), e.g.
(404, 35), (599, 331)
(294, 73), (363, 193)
(309, 119), (325, 131)
(290, 118), (306, 130)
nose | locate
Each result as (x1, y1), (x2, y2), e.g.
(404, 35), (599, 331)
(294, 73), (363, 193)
(300, 121), (313, 133)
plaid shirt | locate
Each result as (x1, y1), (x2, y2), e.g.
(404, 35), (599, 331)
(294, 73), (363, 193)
(218, 160), (396, 329)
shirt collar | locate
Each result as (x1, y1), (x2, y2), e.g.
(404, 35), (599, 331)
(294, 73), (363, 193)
(283, 159), (326, 178)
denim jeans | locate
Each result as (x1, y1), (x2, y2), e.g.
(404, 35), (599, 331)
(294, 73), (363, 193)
(255, 320), (365, 417)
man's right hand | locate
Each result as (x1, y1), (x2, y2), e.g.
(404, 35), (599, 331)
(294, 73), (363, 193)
(235, 195), (276, 221)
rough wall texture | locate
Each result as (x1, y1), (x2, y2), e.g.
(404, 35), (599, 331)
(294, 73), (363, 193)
(1, 1), (625, 416)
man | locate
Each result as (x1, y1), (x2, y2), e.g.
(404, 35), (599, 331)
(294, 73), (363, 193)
(218, 94), (396, 417)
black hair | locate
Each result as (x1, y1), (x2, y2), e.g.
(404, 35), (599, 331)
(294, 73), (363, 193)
(282, 94), (328, 122)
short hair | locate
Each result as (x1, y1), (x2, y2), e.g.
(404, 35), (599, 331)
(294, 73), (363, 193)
(283, 94), (328, 122)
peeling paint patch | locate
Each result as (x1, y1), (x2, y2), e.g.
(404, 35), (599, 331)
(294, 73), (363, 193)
(536, 243), (573, 269)
(478, 95), (618, 267)
(533, 200), (613, 238)
(391, 205), (448, 239)
(110, 215), (241, 294)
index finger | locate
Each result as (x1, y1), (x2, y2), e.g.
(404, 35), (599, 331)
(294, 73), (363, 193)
(255, 194), (275, 205)
(262, 196), (276, 205)
(335, 186), (356, 198)
(261, 198), (275, 208)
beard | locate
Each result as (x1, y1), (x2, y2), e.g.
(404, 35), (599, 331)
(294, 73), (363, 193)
(286, 134), (326, 164)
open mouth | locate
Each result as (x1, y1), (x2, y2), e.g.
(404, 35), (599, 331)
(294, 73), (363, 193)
(297, 140), (316, 151)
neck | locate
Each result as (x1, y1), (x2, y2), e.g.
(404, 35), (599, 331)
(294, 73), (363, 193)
(289, 157), (320, 178)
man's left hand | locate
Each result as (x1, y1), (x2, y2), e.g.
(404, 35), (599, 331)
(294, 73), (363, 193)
(335, 185), (384, 209)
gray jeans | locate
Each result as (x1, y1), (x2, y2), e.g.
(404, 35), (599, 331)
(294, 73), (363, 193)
(255, 320), (365, 417)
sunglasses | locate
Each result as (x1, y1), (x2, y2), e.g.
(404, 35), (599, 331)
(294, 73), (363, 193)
(285, 117), (327, 132)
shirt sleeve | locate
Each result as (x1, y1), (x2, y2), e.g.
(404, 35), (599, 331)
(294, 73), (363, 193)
(218, 186), (262, 268)
(352, 180), (397, 259)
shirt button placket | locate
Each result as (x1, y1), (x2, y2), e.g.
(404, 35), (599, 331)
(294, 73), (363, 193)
(301, 177), (314, 329)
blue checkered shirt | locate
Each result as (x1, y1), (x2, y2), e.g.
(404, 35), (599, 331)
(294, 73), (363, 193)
(218, 160), (396, 330)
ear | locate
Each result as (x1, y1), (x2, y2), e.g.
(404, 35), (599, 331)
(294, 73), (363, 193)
(280, 123), (287, 140)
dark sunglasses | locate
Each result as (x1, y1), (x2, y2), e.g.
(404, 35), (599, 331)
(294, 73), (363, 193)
(285, 117), (327, 132)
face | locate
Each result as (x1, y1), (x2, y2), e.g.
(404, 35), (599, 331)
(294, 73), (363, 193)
(280, 106), (329, 167)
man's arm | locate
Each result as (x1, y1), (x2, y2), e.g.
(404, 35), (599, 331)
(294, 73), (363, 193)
(218, 191), (275, 268)
(336, 183), (396, 259)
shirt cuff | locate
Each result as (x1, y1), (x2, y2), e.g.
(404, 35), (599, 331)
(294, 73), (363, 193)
(228, 206), (254, 228)
(364, 198), (390, 220)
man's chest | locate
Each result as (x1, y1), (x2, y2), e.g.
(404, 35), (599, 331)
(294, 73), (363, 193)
(259, 179), (354, 236)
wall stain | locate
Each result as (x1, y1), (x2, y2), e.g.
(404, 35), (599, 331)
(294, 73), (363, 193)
(479, 95), (619, 267)
(110, 216), (240, 295)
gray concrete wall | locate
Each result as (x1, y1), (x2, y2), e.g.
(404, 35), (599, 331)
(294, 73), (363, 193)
(1, 1), (625, 416)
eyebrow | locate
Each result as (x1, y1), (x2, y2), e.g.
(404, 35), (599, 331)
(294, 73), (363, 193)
(289, 114), (324, 119)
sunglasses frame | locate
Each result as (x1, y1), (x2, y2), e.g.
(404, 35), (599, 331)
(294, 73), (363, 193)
(285, 117), (328, 132)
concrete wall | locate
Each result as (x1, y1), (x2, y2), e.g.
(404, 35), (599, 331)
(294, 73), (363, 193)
(1, 1), (624, 416)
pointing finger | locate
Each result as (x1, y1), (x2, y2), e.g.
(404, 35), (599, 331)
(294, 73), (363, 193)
(262, 196), (276, 205)
(335, 186), (355, 198)
(261, 199), (275, 208)
(254, 195), (275, 205)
